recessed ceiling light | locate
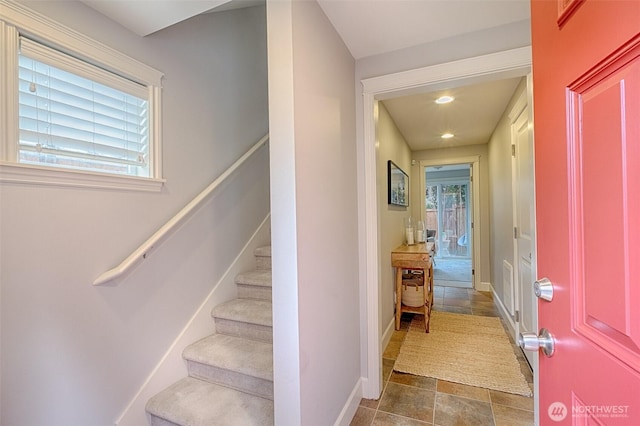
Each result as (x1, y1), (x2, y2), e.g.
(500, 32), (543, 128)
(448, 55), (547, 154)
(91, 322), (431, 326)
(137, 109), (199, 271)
(435, 95), (454, 104)
(441, 133), (454, 139)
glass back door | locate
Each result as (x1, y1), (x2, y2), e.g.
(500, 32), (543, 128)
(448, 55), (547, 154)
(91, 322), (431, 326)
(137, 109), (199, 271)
(426, 180), (471, 258)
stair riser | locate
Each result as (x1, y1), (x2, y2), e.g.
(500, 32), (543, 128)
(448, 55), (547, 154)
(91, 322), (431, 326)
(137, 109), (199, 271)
(255, 256), (271, 270)
(237, 284), (272, 301)
(214, 318), (273, 343)
(187, 361), (273, 400)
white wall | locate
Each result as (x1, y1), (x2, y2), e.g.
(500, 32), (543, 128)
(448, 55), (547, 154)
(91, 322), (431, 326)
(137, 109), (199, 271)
(0, 3), (269, 425)
(356, 19), (531, 80)
(488, 78), (526, 311)
(377, 103), (412, 332)
(267, 0), (360, 424)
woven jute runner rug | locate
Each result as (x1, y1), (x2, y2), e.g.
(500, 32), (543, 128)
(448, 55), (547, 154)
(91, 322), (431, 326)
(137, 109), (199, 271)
(394, 311), (532, 396)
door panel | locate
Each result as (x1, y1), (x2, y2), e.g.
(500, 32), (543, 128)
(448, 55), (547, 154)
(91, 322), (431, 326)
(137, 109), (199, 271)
(531, 0), (640, 424)
(568, 42), (640, 370)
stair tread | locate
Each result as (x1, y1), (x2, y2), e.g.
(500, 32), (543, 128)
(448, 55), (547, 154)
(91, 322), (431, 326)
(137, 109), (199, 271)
(235, 270), (272, 288)
(184, 334), (273, 381)
(254, 246), (271, 257)
(147, 377), (273, 426)
(212, 299), (272, 327)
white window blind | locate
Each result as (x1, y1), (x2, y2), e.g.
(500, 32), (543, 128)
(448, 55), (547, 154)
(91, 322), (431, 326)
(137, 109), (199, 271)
(18, 37), (150, 177)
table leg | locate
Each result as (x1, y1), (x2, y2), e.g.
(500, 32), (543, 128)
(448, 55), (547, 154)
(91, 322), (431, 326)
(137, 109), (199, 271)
(424, 262), (434, 333)
(423, 268), (428, 332)
(395, 267), (403, 330)
(429, 262), (434, 307)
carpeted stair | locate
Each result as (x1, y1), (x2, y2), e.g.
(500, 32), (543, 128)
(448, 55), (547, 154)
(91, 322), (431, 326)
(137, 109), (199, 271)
(146, 246), (273, 426)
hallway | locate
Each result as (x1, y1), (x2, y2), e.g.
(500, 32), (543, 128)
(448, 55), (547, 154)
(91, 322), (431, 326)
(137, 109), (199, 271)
(351, 286), (534, 425)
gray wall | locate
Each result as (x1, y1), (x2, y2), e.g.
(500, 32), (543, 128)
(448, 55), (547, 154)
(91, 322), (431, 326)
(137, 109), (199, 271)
(377, 103), (412, 333)
(267, 0), (360, 424)
(1, 3), (269, 425)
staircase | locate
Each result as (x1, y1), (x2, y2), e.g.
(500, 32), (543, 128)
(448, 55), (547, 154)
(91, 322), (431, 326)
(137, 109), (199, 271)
(146, 246), (274, 426)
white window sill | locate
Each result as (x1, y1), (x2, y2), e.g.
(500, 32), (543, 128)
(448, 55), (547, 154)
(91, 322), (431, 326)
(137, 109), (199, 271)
(0, 162), (165, 192)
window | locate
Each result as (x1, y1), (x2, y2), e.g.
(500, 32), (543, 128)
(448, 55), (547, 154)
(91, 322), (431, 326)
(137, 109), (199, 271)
(18, 39), (150, 176)
(1, 1), (164, 191)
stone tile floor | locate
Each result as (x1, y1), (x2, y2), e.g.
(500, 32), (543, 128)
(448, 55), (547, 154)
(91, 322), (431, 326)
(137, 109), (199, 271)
(351, 286), (535, 426)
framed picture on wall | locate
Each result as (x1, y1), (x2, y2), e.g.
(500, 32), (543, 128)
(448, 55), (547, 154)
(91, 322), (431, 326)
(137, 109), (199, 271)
(388, 160), (408, 207)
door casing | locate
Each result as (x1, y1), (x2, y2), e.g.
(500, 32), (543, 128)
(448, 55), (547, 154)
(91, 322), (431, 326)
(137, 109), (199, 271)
(359, 47), (532, 400)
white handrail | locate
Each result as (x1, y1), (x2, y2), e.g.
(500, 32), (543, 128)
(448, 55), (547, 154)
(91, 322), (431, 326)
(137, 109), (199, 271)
(93, 134), (269, 286)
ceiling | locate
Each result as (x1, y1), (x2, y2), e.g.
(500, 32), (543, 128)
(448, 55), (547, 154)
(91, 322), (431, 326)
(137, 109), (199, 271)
(80, 0), (263, 36)
(316, 0), (530, 60)
(382, 77), (523, 151)
(80, 0), (530, 59)
(80, 0), (530, 152)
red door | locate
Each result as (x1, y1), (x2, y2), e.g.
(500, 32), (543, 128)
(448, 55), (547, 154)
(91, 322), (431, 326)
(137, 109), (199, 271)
(531, 0), (640, 424)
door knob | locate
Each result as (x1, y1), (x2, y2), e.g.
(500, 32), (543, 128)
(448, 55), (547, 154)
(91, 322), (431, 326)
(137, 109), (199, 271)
(519, 328), (555, 357)
(534, 277), (554, 301)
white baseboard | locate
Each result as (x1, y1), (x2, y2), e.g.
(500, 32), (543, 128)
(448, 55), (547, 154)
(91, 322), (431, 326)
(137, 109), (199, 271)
(491, 283), (516, 339)
(381, 315), (395, 358)
(476, 281), (492, 292)
(334, 378), (363, 426)
(115, 214), (271, 426)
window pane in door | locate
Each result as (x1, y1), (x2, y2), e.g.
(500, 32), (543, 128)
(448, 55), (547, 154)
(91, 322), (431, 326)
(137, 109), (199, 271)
(425, 185), (438, 241)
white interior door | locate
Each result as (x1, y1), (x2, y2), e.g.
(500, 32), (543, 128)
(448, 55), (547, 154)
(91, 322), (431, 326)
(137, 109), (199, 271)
(512, 92), (536, 367)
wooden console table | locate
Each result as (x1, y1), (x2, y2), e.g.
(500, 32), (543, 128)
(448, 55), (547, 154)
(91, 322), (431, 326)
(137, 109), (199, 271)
(391, 242), (435, 332)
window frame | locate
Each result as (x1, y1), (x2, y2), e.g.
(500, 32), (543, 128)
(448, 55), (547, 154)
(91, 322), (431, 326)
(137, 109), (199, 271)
(0, 1), (165, 191)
